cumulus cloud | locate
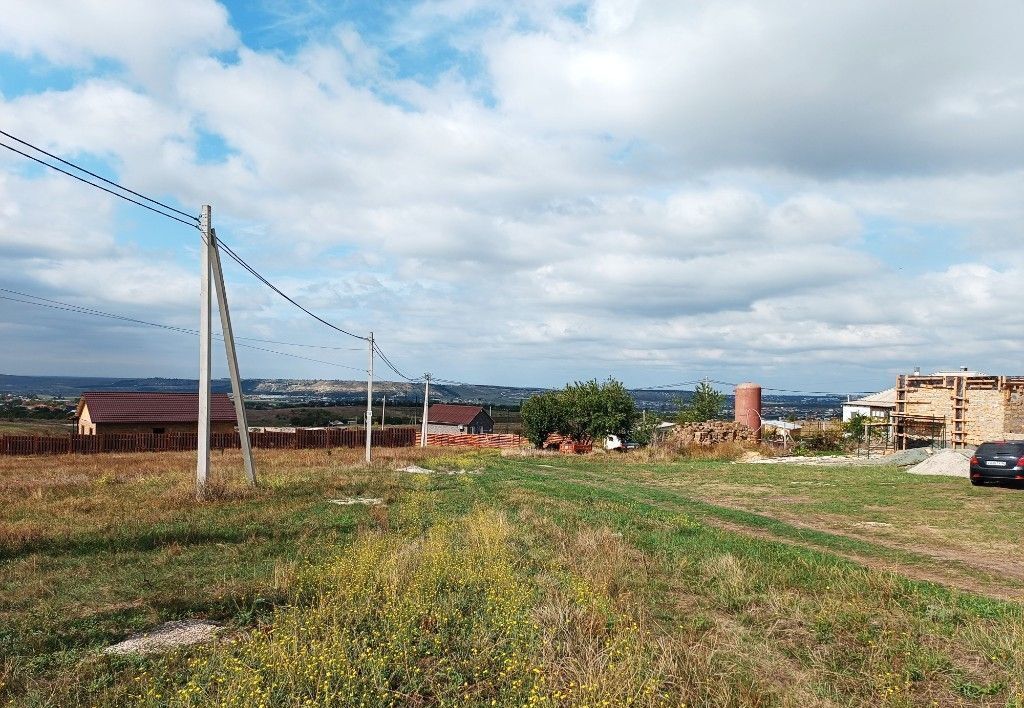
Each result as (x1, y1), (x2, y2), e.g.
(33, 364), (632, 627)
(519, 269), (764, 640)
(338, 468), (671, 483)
(486, 0), (1024, 175)
(0, 1), (1022, 390)
(0, 0), (237, 87)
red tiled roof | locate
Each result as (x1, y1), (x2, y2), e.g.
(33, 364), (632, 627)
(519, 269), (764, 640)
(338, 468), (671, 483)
(427, 404), (487, 426)
(78, 392), (237, 423)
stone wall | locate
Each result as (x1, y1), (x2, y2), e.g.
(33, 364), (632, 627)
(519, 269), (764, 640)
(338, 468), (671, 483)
(904, 386), (952, 419)
(965, 388), (1004, 445)
(670, 421), (753, 447)
(1005, 388), (1024, 435)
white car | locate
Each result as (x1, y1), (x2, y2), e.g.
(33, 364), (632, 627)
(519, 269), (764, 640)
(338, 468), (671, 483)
(605, 434), (639, 451)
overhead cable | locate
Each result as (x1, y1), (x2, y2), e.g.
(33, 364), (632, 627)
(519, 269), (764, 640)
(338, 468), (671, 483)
(0, 292), (366, 373)
(372, 341), (419, 382)
(216, 240), (368, 342)
(0, 130), (374, 347)
(0, 140), (199, 228)
(0, 129), (199, 221)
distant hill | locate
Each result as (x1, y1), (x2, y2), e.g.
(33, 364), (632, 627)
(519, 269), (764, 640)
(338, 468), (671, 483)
(1, 374), (844, 418)
(0, 373), (545, 404)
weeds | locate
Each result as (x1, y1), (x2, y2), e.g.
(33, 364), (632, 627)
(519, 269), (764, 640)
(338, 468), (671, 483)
(3, 449), (1024, 706)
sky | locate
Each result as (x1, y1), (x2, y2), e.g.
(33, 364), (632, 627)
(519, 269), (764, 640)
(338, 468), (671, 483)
(0, 0), (1022, 394)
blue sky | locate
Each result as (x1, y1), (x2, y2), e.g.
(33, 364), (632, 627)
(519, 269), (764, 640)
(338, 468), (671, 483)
(1, 0), (1022, 393)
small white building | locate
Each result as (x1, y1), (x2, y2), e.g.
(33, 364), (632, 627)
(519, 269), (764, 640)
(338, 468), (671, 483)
(842, 387), (896, 422)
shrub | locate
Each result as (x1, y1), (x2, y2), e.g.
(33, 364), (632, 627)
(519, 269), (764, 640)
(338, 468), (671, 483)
(796, 427), (845, 453)
(676, 382), (725, 423)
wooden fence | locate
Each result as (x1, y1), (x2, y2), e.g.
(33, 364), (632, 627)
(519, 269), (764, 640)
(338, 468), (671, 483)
(415, 432), (526, 449)
(0, 427), (416, 456)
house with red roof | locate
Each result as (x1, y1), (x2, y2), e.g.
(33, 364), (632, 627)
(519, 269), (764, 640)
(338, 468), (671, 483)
(426, 404), (494, 435)
(76, 392), (238, 435)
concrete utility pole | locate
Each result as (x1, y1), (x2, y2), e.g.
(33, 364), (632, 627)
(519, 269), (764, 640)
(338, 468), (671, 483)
(210, 227), (256, 486)
(380, 394), (386, 431)
(365, 332), (374, 463)
(420, 373), (431, 447)
(197, 205), (212, 495)
(197, 205), (257, 498)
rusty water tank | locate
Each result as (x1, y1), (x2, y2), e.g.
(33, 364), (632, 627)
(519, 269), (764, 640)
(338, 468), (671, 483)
(734, 382), (762, 440)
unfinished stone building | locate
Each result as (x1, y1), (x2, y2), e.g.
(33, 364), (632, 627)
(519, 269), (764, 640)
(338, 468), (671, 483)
(894, 371), (1024, 449)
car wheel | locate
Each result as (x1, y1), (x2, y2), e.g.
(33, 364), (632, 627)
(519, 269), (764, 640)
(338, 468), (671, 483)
(970, 478), (984, 486)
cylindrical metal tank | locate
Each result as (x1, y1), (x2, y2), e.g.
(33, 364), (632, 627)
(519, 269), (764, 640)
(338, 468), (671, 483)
(734, 382), (762, 440)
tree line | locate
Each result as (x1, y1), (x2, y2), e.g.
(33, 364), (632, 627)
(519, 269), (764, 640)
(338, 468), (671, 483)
(519, 379), (725, 448)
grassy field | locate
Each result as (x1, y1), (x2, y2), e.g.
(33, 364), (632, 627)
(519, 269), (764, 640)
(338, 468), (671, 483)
(1, 448), (1022, 706)
(0, 420), (74, 435)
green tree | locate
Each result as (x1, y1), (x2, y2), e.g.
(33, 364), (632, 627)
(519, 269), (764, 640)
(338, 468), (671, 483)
(843, 413), (867, 440)
(520, 391), (565, 448)
(630, 415), (659, 446)
(560, 378), (637, 442)
(676, 381), (725, 423)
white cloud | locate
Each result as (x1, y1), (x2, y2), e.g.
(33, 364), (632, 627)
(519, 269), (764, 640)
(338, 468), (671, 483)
(0, 0), (237, 87)
(0, 173), (116, 257)
(485, 0), (1024, 175)
(1, 1), (1023, 390)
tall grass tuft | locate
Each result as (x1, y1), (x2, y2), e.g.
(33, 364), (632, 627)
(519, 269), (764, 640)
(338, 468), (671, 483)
(136, 509), (542, 706)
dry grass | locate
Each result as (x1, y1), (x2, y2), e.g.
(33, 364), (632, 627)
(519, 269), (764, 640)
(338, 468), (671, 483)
(3, 448), (1024, 706)
(624, 440), (779, 464)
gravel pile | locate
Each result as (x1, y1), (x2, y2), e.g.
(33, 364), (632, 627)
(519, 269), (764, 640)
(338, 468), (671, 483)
(906, 449), (971, 477)
(882, 447), (932, 466)
(103, 620), (220, 656)
(399, 465), (480, 476)
(741, 455), (865, 466)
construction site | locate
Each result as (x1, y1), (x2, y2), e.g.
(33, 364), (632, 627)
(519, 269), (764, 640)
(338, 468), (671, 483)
(891, 369), (1024, 450)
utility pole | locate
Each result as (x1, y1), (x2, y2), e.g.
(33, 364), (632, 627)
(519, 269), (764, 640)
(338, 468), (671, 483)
(380, 394), (386, 431)
(197, 205), (256, 498)
(210, 227), (256, 486)
(365, 332), (374, 463)
(197, 205), (212, 497)
(420, 373), (431, 447)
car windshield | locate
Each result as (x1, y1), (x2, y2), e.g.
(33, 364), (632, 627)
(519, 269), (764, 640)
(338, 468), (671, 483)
(976, 442), (1024, 457)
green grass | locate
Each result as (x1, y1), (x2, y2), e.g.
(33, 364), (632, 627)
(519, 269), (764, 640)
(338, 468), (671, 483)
(1, 448), (1023, 706)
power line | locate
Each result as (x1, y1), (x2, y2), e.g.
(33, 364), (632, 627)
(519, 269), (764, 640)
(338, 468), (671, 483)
(372, 341), (419, 382)
(1, 292), (367, 373)
(216, 240), (368, 342)
(0, 129), (198, 221)
(636, 377), (876, 397)
(0, 288), (360, 351)
(0, 140), (199, 228)
(0, 130), (373, 347)
(0, 130), (431, 379)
